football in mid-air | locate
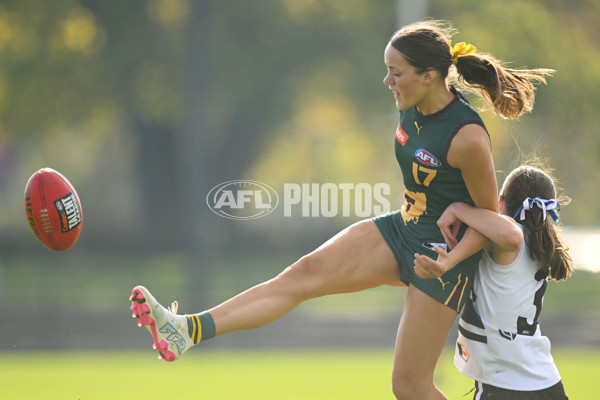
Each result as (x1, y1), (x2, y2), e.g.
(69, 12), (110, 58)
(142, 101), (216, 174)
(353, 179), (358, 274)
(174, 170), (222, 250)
(24, 168), (83, 251)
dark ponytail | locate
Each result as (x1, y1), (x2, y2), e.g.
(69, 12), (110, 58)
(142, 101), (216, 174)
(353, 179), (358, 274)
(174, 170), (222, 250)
(454, 54), (554, 119)
(389, 20), (554, 120)
(501, 165), (573, 281)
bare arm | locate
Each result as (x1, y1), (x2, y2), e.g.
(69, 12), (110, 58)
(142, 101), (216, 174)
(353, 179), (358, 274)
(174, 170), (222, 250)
(414, 124), (498, 278)
(442, 202), (523, 251)
(445, 122), (499, 257)
(414, 203), (523, 272)
(449, 125), (498, 212)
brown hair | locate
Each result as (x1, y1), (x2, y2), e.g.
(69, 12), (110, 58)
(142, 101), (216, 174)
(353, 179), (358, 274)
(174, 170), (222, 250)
(500, 165), (572, 281)
(389, 20), (554, 119)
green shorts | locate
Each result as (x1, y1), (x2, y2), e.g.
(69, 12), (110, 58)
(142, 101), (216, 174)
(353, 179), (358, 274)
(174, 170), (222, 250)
(373, 210), (482, 313)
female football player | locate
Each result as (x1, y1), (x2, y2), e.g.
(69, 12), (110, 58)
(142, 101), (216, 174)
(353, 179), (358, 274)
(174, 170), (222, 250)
(414, 164), (571, 399)
(130, 20), (553, 399)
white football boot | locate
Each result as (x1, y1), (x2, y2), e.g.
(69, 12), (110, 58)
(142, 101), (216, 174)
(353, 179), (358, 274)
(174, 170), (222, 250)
(129, 286), (194, 361)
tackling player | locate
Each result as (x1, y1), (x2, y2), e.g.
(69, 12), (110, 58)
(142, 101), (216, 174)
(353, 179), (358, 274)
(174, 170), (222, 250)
(415, 164), (571, 399)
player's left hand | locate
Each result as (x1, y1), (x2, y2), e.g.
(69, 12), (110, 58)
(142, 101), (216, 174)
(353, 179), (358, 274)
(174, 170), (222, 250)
(414, 245), (450, 279)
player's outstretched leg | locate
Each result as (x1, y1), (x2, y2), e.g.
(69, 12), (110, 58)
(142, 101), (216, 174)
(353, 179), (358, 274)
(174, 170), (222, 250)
(130, 285), (206, 362)
(130, 220), (400, 361)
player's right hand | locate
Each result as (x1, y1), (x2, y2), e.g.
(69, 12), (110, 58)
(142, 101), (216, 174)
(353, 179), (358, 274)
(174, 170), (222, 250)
(437, 204), (462, 249)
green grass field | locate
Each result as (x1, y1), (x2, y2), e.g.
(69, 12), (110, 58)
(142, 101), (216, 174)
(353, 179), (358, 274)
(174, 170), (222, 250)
(1, 253), (599, 399)
(1, 348), (598, 399)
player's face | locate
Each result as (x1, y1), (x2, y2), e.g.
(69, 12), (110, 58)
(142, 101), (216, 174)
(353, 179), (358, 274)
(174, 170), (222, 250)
(383, 44), (427, 111)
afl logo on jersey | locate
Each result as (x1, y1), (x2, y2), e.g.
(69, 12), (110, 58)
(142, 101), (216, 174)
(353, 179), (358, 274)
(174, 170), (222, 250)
(415, 148), (441, 167)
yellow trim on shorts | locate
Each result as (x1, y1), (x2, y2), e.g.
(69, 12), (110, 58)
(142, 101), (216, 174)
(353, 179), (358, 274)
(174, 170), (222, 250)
(444, 273), (468, 311)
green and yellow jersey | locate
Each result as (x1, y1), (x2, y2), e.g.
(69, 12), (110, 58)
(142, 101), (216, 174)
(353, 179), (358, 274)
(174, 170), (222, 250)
(395, 87), (487, 240)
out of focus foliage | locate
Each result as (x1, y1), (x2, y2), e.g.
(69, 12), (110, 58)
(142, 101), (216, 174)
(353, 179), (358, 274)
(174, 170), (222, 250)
(0, 0), (597, 254)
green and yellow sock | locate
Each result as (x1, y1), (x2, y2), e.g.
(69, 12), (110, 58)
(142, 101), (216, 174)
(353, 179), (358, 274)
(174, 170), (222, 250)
(186, 311), (216, 344)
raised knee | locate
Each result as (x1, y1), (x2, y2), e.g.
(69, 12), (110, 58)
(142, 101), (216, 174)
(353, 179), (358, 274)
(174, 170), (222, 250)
(279, 255), (312, 282)
(275, 255), (321, 299)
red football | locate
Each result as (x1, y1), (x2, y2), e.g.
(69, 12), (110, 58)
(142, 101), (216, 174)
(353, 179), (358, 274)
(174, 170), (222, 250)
(24, 168), (83, 251)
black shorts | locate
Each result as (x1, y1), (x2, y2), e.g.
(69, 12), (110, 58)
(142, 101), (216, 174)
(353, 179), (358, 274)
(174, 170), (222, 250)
(472, 380), (568, 400)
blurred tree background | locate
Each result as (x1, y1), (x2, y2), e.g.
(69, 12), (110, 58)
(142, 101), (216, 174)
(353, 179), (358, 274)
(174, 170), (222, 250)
(0, 0), (599, 307)
(0, 0), (598, 356)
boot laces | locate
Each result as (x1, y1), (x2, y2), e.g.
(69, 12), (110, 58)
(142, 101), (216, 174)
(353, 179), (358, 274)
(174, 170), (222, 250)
(168, 301), (179, 314)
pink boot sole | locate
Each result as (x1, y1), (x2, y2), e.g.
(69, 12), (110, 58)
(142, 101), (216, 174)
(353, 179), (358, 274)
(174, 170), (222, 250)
(130, 288), (177, 362)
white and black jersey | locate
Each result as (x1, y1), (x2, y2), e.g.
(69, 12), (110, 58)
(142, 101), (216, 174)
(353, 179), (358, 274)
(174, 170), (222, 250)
(454, 233), (562, 391)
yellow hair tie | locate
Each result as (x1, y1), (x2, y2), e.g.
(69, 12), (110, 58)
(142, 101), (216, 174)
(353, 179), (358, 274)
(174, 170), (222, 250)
(450, 41), (476, 65)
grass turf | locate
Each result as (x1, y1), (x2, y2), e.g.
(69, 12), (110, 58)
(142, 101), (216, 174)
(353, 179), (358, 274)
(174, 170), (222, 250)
(1, 348), (598, 399)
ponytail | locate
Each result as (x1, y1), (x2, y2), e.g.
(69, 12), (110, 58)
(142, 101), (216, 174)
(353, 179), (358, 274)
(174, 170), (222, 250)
(502, 165), (573, 281)
(516, 200), (573, 281)
(390, 20), (554, 120)
(454, 53), (554, 120)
